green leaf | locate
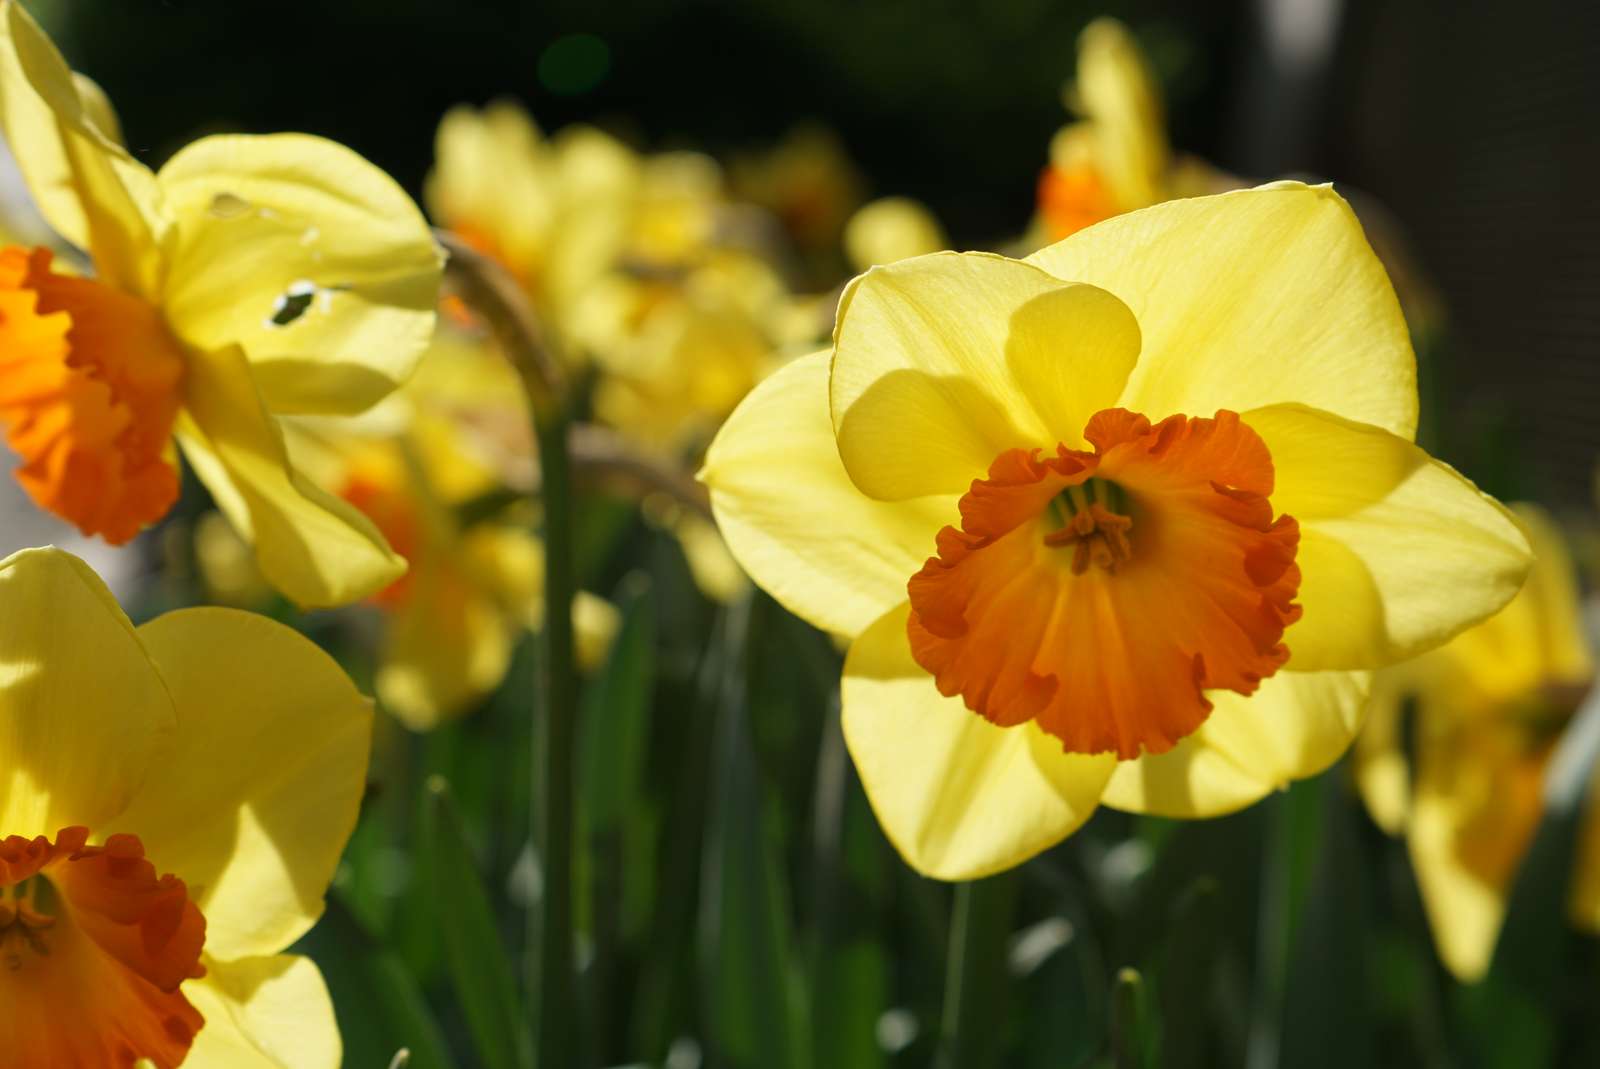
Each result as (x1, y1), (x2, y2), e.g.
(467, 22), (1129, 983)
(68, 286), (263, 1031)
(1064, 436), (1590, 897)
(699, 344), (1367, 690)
(424, 776), (535, 1069)
(306, 892), (458, 1069)
(937, 875), (1019, 1069)
(1154, 877), (1222, 1069)
(698, 593), (806, 1069)
(1278, 770), (1376, 1069)
(578, 574), (658, 1061)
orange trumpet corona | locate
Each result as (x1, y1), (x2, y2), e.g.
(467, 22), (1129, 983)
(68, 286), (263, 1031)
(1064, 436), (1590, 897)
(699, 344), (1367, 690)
(0, 826), (207, 1068)
(907, 408), (1303, 760)
(0, 247), (184, 544)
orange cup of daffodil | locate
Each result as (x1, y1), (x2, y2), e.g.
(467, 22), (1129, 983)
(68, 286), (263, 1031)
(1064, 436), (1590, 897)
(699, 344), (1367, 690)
(0, 0), (441, 606)
(0, 546), (370, 1066)
(702, 182), (1532, 880)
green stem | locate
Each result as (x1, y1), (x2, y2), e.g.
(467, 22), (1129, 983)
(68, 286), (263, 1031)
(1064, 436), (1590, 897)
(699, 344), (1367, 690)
(937, 875), (1018, 1069)
(440, 232), (578, 1068)
(533, 402), (578, 1068)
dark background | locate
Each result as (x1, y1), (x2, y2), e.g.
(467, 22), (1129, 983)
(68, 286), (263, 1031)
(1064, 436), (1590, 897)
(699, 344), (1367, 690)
(40, 0), (1600, 503)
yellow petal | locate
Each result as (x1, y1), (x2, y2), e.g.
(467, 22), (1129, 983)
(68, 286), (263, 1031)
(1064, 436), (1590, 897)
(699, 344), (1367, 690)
(674, 511), (749, 605)
(0, 0), (166, 294)
(0, 546), (173, 837)
(184, 954), (341, 1069)
(378, 569), (513, 731)
(1442, 503), (1593, 693)
(1101, 668), (1371, 818)
(1409, 784), (1504, 981)
(157, 133), (441, 416)
(701, 351), (954, 638)
(831, 252), (1140, 499)
(108, 607), (371, 960)
(843, 196), (948, 272)
(1352, 669), (1415, 835)
(1074, 17), (1167, 208)
(1027, 183), (1418, 438)
(1245, 403), (1531, 670)
(177, 345), (406, 608)
(842, 603), (1116, 879)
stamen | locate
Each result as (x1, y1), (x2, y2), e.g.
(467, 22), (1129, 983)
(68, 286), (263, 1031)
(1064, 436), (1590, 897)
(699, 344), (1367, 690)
(1043, 477), (1135, 574)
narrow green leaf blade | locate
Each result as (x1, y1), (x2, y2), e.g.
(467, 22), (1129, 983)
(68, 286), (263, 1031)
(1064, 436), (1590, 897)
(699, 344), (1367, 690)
(425, 776), (535, 1069)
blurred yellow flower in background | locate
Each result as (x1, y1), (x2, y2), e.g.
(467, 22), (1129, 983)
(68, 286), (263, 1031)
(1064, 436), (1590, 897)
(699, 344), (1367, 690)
(843, 196), (949, 273)
(730, 123), (865, 257)
(426, 100), (638, 343)
(0, 0), (441, 607)
(1356, 504), (1599, 980)
(1034, 17), (1231, 243)
(0, 546), (370, 1067)
(703, 182), (1531, 879)
(288, 333), (619, 730)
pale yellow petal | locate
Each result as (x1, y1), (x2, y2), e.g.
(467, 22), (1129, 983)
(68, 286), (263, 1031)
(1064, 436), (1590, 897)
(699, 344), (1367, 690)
(701, 350), (954, 638)
(1246, 403), (1530, 670)
(0, 547), (173, 837)
(184, 954), (341, 1069)
(1074, 17), (1167, 208)
(1353, 669), (1413, 835)
(1027, 183), (1417, 438)
(158, 133), (442, 416)
(0, 0), (165, 294)
(842, 603), (1116, 879)
(177, 345), (406, 608)
(1409, 785), (1504, 981)
(831, 252), (1140, 499)
(1101, 669), (1371, 818)
(109, 607), (371, 960)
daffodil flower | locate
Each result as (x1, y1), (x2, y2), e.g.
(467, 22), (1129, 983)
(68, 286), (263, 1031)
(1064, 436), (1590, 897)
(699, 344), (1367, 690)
(1357, 504), (1598, 980)
(0, 546), (370, 1066)
(1036, 18), (1231, 242)
(427, 100), (639, 335)
(0, 1), (441, 606)
(292, 335), (618, 728)
(702, 182), (1532, 879)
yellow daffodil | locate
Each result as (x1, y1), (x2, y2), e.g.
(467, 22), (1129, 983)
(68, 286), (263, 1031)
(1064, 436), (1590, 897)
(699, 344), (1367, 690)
(426, 100), (638, 339)
(0, 1), (441, 607)
(292, 334), (618, 729)
(843, 196), (948, 273)
(1035, 18), (1230, 243)
(1356, 504), (1597, 980)
(701, 182), (1531, 879)
(0, 545), (370, 1066)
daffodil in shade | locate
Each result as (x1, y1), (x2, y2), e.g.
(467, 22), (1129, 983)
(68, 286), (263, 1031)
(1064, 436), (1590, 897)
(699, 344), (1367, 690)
(0, 1), (441, 607)
(0, 545), (370, 1066)
(1035, 18), (1230, 244)
(290, 334), (619, 729)
(1356, 504), (1600, 980)
(701, 182), (1532, 879)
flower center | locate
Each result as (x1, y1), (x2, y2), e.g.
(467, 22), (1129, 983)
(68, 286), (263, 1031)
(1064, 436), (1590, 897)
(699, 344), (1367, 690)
(0, 246), (185, 544)
(1043, 478), (1134, 574)
(906, 408), (1303, 760)
(0, 826), (207, 1068)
